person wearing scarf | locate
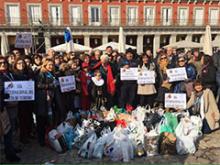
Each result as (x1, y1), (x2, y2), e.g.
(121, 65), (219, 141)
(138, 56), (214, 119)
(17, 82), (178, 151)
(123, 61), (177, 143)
(187, 80), (220, 134)
(91, 55), (116, 109)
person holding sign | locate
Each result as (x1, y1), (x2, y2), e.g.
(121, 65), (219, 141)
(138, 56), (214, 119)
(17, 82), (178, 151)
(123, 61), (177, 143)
(118, 49), (138, 112)
(187, 80), (220, 134)
(137, 54), (157, 107)
(0, 56), (21, 162)
(173, 55), (197, 98)
(13, 58), (34, 144)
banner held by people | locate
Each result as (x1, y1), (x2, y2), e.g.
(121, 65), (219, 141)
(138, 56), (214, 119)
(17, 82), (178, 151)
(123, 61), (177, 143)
(15, 32), (32, 48)
(165, 93), (186, 109)
(120, 68), (138, 81)
(4, 81), (35, 101)
(59, 75), (76, 93)
(137, 70), (155, 84)
(166, 67), (187, 82)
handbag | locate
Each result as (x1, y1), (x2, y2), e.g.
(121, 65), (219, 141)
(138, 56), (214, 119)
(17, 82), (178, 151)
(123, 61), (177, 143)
(0, 108), (11, 137)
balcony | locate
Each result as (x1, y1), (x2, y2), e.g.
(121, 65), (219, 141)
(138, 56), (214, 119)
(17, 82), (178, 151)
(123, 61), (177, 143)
(1, 17), (220, 30)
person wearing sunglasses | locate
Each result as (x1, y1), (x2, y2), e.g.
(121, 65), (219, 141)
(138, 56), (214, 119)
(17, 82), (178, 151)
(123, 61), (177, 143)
(173, 55), (197, 98)
(0, 56), (21, 162)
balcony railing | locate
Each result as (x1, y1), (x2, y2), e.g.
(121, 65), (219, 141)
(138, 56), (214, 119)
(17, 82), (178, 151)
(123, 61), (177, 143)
(1, 17), (220, 28)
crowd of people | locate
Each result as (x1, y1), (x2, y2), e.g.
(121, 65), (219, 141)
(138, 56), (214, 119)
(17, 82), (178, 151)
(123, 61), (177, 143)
(1, 46), (220, 162)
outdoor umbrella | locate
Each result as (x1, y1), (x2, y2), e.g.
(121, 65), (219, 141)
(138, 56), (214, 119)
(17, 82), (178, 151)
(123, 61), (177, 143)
(203, 25), (213, 56)
(212, 39), (220, 48)
(1, 32), (9, 56)
(164, 40), (202, 49)
(51, 43), (92, 52)
(118, 26), (126, 53)
(94, 41), (136, 51)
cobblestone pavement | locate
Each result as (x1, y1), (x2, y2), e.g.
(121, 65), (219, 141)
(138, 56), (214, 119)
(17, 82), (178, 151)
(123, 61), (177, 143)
(1, 130), (220, 164)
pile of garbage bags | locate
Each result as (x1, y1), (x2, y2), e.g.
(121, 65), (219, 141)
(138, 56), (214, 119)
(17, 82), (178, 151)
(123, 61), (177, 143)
(48, 106), (203, 162)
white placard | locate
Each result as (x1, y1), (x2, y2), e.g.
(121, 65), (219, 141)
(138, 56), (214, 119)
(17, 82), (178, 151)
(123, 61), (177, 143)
(15, 32), (32, 48)
(58, 76), (76, 93)
(120, 68), (138, 80)
(4, 81), (35, 101)
(137, 70), (155, 84)
(165, 93), (186, 109)
(166, 67), (188, 82)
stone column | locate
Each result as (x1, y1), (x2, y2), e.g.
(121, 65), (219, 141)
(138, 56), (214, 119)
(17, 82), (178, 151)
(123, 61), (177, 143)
(169, 34), (176, 44)
(137, 35), (144, 55)
(102, 35), (108, 45)
(153, 34), (160, 57)
(186, 34), (192, 42)
(44, 33), (51, 51)
(84, 35), (90, 47)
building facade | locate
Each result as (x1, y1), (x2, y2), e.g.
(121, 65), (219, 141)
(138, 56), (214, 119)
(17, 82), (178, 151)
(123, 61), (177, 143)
(0, 0), (220, 55)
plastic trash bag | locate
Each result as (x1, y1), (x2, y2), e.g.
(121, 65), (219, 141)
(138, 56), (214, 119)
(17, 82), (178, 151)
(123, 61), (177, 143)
(105, 108), (116, 121)
(63, 127), (75, 150)
(57, 122), (73, 134)
(144, 129), (160, 156)
(48, 129), (67, 153)
(175, 116), (202, 155)
(78, 133), (97, 158)
(104, 127), (134, 162)
(159, 112), (178, 134)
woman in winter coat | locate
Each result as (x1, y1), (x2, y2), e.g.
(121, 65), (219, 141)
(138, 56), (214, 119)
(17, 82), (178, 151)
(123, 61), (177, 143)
(13, 57), (33, 144)
(137, 53), (157, 107)
(187, 79), (220, 134)
(35, 58), (58, 146)
(173, 55), (197, 98)
(0, 56), (20, 162)
(198, 55), (217, 96)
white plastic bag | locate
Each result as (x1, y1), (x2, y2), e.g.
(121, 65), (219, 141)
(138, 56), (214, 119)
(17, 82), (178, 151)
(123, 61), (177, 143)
(48, 129), (64, 153)
(144, 129), (160, 156)
(57, 122), (73, 134)
(175, 116), (202, 155)
(78, 133), (97, 158)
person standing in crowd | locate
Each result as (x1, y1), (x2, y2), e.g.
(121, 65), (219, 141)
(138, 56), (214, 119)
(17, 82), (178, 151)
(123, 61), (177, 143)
(13, 57), (33, 144)
(137, 53), (157, 107)
(154, 53), (171, 106)
(187, 79), (220, 134)
(191, 50), (203, 73)
(90, 50), (102, 72)
(0, 56), (20, 162)
(79, 62), (91, 112)
(32, 54), (42, 75)
(198, 55), (217, 96)
(105, 46), (113, 57)
(90, 70), (107, 110)
(166, 47), (177, 68)
(6, 53), (16, 71)
(173, 55), (197, 98)
(35, 58), (57, 146)
(118, 49), (138, 112)
(98, 54), (116, 109)
(213, 49), (220, 109)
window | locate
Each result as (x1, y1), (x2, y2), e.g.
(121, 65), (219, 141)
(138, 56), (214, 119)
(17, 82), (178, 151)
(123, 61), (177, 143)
(89, 6), (101, 26)
(209, 9), (219, 26)
(162, 8), (172, 26)
(127, 7), (138, 25)
(194, 8), (204, 26)
(28, 5), (42, 25)
(109, 7), (120, 26)
(70, 6), (82, 25)
(49, 5), (62, 25)
(144, 7), (155, 26)
(178, 8), (188, 26)
(6, 4), (20, 25)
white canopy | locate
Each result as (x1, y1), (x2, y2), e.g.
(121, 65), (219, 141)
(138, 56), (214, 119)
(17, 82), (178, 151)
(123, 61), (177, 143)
(94, 41), (136, 51)
(51, 43), (92, 52)
(203, 25), (213, 56)
(212, 40), (220, 48)
(164, 40), (202, 49)
(1, 32), (9, 56)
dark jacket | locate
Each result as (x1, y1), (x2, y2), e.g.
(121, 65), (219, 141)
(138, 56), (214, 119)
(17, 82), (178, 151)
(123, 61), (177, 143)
(35, 72), (56, 116)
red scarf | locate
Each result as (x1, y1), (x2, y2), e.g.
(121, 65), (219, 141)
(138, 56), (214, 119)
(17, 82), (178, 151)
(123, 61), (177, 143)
(106, 64), (116, 95)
